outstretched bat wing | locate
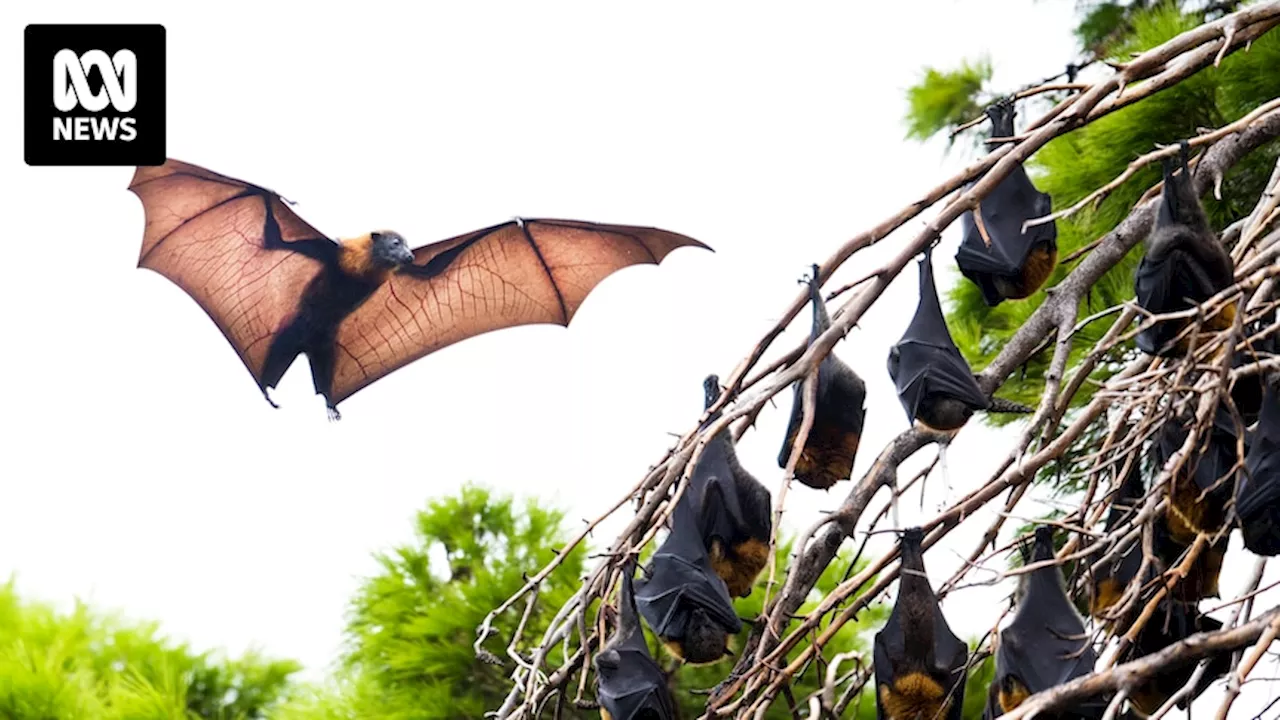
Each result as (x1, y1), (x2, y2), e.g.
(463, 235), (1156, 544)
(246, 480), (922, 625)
(129, 159), (336, 388)
(330, 219), (708, 404)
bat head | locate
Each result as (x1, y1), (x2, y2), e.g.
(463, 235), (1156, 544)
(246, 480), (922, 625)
(370, 230), (416, 268)
(594, 645), (675, 720)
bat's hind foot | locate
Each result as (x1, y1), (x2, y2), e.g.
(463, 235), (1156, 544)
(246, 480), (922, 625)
(326, 405), (342, 422)
(262, 388), (280, 409)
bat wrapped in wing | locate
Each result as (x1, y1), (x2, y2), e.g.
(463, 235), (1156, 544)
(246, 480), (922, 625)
(1230, 303), (1277, 424)
(873, 528), (968, 720)
(1123, 599), (1231, 714)
(985, 527), (1105, 720)
(691, 375), (772, 598)
(1237, 377), (1280, 555)
(955, 99), (1058, 306)
(130, 159), (709, 419)
(889, 248), (1029, 433)
(594, 559), (678, 720)
(1150, 403), (1240, 544)
(1151, 510), (1229, 603)
(777, 265), (867, 489)
(1134, 141), (1235, 357)
(635, 479), (743, 665)
(1088, 465), (1154, 619)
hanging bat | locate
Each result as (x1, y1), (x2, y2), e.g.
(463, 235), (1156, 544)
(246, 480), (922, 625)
(777, 265), (867, 489)
(955, 98), (1058, 306)
(1152, 510), (1229, 602)
(874, 527), (968, 720)
(1230, 304), (1278, 425)
(1150, 404), (1240, 545)
(129, 159), (710, 419)
(1124, 599), (1231, 715)
(691, 375), (772, 598)
(1236, 376), (1279, 556)
(984, 526), (1104, 720)
(1089, 466), (1153, 620)
(889, 248), (1031, 433)
(1134, 141), (1236, 358)
(635, 479), (743, 665)
(595, 559), (679, 720)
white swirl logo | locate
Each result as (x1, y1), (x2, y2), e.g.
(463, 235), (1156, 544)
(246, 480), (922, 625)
(52, 49), (137, 112)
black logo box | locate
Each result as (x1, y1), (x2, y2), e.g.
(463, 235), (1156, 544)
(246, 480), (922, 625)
(24, 24), (166, 167)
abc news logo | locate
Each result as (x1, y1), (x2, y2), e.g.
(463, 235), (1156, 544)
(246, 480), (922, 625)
(25, 25), (165, 166)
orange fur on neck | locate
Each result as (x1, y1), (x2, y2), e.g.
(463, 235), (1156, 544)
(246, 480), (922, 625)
(338, 234), (392, 283)
(1090, 576), (1124, 619)
(998, 677), (1031, 713)
(791, 425), (861, 490)
(711, 538), (769, 598)
(1017, 243), (1058, 298)
(1170, 300), (1238, 355)
(879, 672), (951, 720)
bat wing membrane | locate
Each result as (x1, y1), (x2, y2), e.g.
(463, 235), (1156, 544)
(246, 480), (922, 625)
(129, 159), (335, 387)
(329, 219), (708, 404)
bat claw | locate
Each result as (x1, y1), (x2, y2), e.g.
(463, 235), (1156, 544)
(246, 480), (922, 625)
(262, 388), (280, 409)
(326, 406), (342, 422)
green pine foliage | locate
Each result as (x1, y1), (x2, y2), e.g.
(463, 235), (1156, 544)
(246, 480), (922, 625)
(345, 484), (586, 717)
(905, 58), (995, 141)
(906, 1), (1280, 425)
(1075, 1), (1142, 56)
(0, 485), (999, 719)
(0, 580), (299, 720)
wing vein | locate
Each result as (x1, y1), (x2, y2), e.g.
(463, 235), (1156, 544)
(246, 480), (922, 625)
(519, 222), (569, 324)
(139, 190), (256, 265)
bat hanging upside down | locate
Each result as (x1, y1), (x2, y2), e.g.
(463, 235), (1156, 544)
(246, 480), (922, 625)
(1133, 140), (1236, 358)
(594, 559), (678, 720)
(130, 159), (710, 419)
(777, 265), (867, 490)
(955, 98), (1059, 306)
(1238, 376), (1280, 556)
(889, 247), (1032, 433)
(874, 527), (969, 720)
(691, 374), (772, 598)
(985, 527), (1106, 720)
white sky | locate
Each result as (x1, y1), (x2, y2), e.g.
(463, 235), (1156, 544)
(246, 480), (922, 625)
(2, 0), (1276, 716)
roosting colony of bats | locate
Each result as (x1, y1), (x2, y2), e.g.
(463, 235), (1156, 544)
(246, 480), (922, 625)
(580, 94), (1280, 719)
(128, 4), (1280, 719)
